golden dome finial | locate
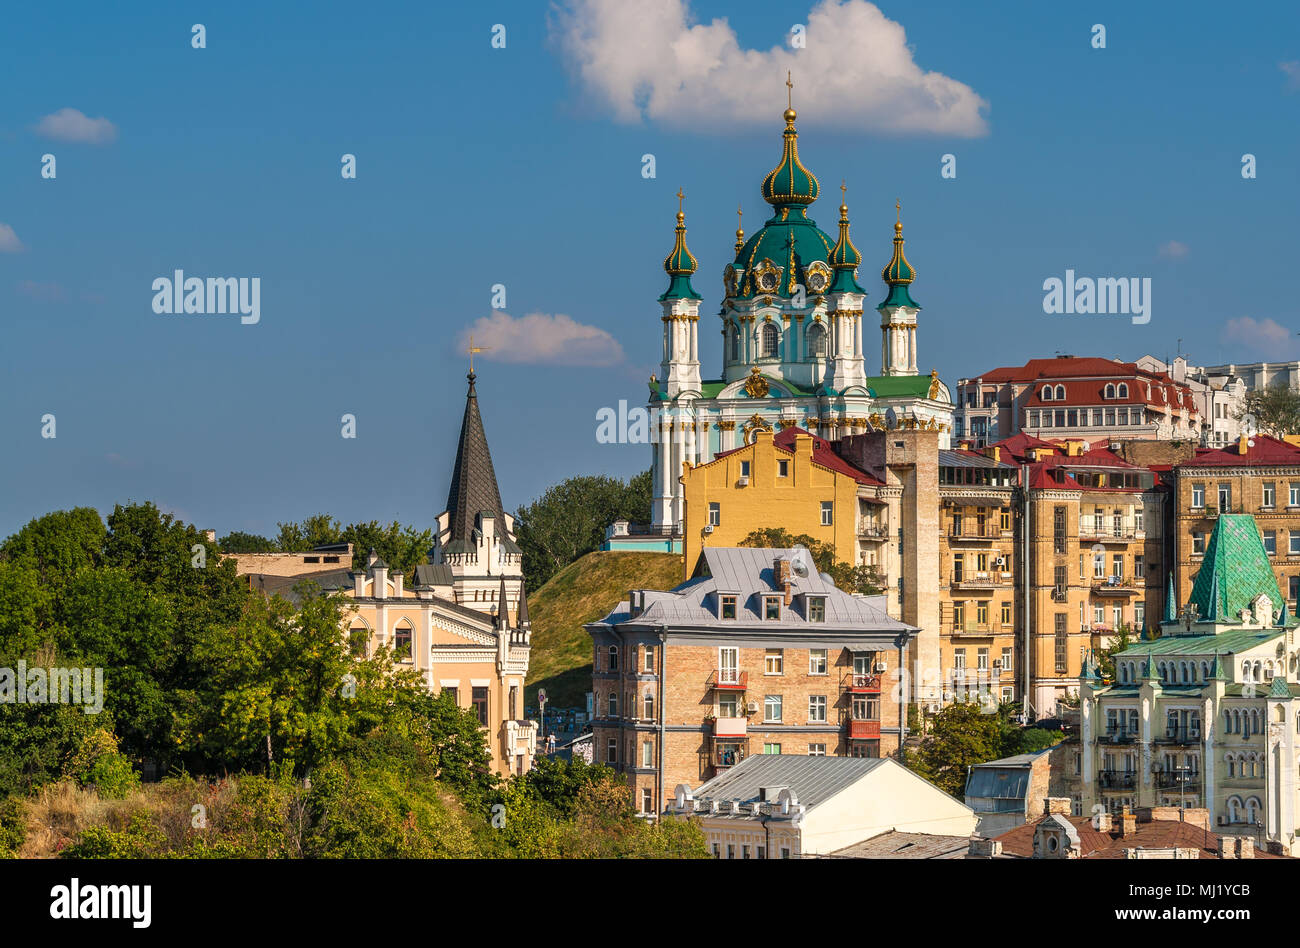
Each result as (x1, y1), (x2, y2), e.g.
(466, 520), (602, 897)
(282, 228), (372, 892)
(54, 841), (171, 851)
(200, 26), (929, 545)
(841, 180), (848, 216)
(735, 205), (745, 254)
(676, 187), (685, 224)
(784, 71), (796, 124)
(895, 198), (902, 232)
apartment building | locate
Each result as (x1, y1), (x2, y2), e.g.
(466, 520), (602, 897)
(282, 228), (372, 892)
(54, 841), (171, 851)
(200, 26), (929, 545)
(1134, 355), (1248, 448)
(954, 356), (1200, 448)
(586, 546), (916, 816)
(1075, 514), (1300, 854)
(1171, 435), (1300, 615)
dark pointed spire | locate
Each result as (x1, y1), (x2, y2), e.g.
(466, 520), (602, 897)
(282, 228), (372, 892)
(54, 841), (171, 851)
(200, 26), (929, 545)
(497, 575), (508, 630)
(1163, 570), (1177, 623)
(516, 579), (530, 628)
(444, 371), (507, 554)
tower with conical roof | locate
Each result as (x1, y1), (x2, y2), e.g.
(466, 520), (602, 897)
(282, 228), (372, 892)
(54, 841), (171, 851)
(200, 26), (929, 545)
(826, 183), (869, 394)
(430, 370), (524, 617)
(879, 201), (920, 377)
(659, 188), (703, 400)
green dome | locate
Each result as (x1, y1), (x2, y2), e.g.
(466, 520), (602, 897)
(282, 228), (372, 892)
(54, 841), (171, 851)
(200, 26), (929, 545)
(761, 108), (820, 207)
(733, 208), (834, 298)
(660, 207), (702, 301)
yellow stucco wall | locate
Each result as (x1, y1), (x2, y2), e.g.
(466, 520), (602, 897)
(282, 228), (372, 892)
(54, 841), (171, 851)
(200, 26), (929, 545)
(681, 430), (860, 579)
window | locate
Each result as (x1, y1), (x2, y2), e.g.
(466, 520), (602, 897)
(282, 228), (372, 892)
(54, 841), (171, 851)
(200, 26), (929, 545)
(608, 692), (618, 717)
(781, 847), (791, 859)
(1001, 647), (1013, 674)
(718, 647), (739, 684)
(741, 845), (750, 859)
(1000, 509), (1011, 531)
(809, 648), (828, 675)
(764, 743), (782, 755)
(1053, 506), (1067, 553)
(509, 685), (518, 719)
(472, 686), (489, 726)
(953, 601), (965, 626)
(760, 322), (779, 357)
(607, 738), (617, 763)
(765, 649), (784, 675)
(756, 846), (766, 859)
(1112, 555), (1124, 579)
(349, 622), (370, 657)
(730, 326), (739, 360)
(1191, 484), (1205, 508)
(764, 695), (783, 722)
(720, 595), (737, 620)
(1135, 508), (1144, 532)
(1134, 555), (1145, 578)
(1265, 531), (1277, 556)
(1029, 410), (1041, 427)
(808, 743), (826, 756)
(820, 501), (833, 526)
(1218, 484), (1231, 510)
(1054, 614), (1068, 673)
(708, 502), (720, 526)
(443, 686), (459, 706)
(808, 695), (827, 723)
(1094, 552), (1106, 579)
(808, 596), (826, 623)
(807, 322), (827, 357)
(1291, 483), (1300, 507)
(740, 460), (750, 478)
(1264, 483), (1276, 508)
(1291, 533), (1300, 556)
(777, 459), (789, 477)
(640, 788), (653, 814)
(1118, 383), (1128, 398)
(727, 844), (735, 860)
(642, 741), (653, 768)
(1001, 602), (1012, 626)
(977, 648), (989, 671)
(764, 597), (781, 620)
(643, 693), (654, 719)
(977, 602), (988, 626)
(608, 645), (619, 671)
(1134, 602), (1145, 629)
(1193, 532), (1205, 555)
(1105, 383), (1115, 399)
(1290, 576), (1299, 601)
(1094, 604), (1105, 625)
(393, 624), (413, 662)
(644, 648), (655, 672)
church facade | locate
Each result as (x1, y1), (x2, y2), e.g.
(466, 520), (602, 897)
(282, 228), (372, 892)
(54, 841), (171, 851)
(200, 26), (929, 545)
(649, 99), (955, 532)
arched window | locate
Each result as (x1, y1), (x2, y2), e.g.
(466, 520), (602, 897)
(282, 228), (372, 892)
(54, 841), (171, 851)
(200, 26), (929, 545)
(730, 325), (740, 361)
(1118, 383), (1129, 398)
(1042, 386), (1053, 400)
(1227, 795), (1241, 822)
(392, 621), (413, 662)
(644, 693), (654, 720)
(1225, 754), (1236, 778)
(1055, 385), (1065, 400)
(1104, 383), (1115, 399)
(348, 620), (371, 658)
(1255, 661), (1263, 681)
(608, 691), (618, 717)
(1224, 709), (1233, 733)
(760, 322), (779, 358)
(1201, 661), (1210, 681)
(1245, 797), (1262, 824)
(608, 644), (619, 671)
(1251, 709), (1261, 735)
(1180, 662), (1189, 684)
(1119, 664), (1129, 684)
(806, 322), (826, 358)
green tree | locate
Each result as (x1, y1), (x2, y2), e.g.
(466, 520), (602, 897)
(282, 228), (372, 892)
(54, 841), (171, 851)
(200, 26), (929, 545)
(906, 701), (1004, 796)
(217, 531), (277, 553)
(0, 507), (105, 587)
(514, 472), (652, 591)
(1236, 381), (1300, 437)
(738, 527), (884, 595)
(1097, 624), (1134, 683)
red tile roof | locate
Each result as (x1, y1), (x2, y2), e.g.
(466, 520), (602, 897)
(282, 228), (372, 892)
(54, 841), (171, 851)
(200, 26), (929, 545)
(1179, 434), (1300, 467)
(710, 427), (884, 486)
(995, 814), (1280, 859)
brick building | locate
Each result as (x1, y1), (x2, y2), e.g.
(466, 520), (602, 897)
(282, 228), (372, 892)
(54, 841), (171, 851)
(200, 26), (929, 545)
(586, 546), (915, 816)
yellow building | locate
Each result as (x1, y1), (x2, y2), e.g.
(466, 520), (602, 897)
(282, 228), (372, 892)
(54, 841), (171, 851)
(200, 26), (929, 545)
(680, 427), (871, 579)
(231, 371), (537, 778)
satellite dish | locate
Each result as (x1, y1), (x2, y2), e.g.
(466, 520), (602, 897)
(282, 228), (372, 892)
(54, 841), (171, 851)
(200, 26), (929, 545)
(790, 546), (812, 578)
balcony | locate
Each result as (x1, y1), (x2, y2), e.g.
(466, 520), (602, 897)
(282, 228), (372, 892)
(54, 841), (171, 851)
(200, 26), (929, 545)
(858, 523), (889, 540)
(847, 719), (881, 740)
(709, 738), (750, 770)
(841, 671), (882, 693)
(950, 571), (1009, 591)
(1051, 587), (1069, 603)
(1155, 770), (1202, 790)
(1078, 527), (1137, 543)
(1103, 728), (1137, 744)
(944, 621), (1004, 638)
(1097, 770), (1137, 790)
(706, 670), (748, 691)
(710, 715), (748, 738)
(1155, 727), (1201, 745)
(948, 525), (1000, 542)
(1092, 577), (1140, 597)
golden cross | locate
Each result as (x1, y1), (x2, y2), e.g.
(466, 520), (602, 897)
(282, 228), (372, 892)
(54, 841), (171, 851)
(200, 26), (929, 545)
(468, 333), (489, 372)
(676, 188), (686, 216)
(737, 205), (743, 226)
(841, 180), (847, 201)
(896, 198), (901, 223)
(786, 71), (793, 108)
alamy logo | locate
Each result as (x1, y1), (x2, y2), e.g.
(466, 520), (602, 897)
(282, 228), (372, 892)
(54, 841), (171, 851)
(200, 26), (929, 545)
(152, 270), (260, 324)
(0, 661), (104, 714)
(1042, 270), (1151, 325)
(50, 878), (151, 928)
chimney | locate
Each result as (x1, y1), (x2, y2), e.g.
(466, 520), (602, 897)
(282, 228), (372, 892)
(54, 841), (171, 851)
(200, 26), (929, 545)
(1118, 806), (1137, 837)
(773, 558), (793, 605)
(984, 445), (1001, 464)
(204, 529), (217, 543)
(392, 571), (403, 598)
(1043, 797), (1072, 816)
(967, 837), (1002, 858)
(1094, 811), (1113, 833)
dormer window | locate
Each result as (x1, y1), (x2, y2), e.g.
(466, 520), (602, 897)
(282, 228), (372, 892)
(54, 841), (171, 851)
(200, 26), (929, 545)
(763, 596), (781, 620)
(1104, 383), (1115, 399)
(719, 594), (737, 620)
(1055, 385), (1065, 400)
(1118, 383), (1129, 398)
(807, 596), (826, 622)
(1042, 386), (1053, 401)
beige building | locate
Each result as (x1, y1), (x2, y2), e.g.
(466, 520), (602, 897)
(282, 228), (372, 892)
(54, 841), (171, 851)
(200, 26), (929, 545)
(668, 753), (976, 857)
(232, 371), (537, 778)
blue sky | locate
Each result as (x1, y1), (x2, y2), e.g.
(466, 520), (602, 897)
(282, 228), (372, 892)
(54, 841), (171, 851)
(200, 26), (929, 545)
(2, 0), (1297, 539)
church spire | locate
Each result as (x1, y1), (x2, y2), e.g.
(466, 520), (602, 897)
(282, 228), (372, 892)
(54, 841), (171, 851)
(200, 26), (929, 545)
(660, 189), (702, 301)
(761, 74), (820, 210)
(443, 370), (507, 554)
(828, 182), (864, 294)
(879, 200), (918, 309)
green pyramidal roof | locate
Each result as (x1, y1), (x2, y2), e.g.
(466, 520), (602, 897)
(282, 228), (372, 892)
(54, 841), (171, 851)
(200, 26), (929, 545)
(1187, 514), (1283, 624)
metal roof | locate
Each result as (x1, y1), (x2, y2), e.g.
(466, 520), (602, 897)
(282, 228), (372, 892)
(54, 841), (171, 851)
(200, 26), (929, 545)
(691, 753), (891, 810)
(938, 449), (1017, 470)
(827, 830), (970, 859)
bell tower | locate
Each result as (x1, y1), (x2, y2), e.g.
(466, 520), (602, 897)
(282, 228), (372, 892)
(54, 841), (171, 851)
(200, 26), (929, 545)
(879, 202), (920, 377)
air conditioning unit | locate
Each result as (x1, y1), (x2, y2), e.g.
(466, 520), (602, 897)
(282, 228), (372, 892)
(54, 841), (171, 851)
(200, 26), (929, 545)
(874, 661), (888, 672)
(703, 524), (714, 534)
(995, 556), (1006, 568)
(737, 476), (749, 487)
(746, 701), (759, 714)
(1217, 815), (1226, 826)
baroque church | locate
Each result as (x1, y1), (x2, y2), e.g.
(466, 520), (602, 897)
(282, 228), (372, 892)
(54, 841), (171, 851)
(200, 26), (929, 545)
(649, 94), (954, 532)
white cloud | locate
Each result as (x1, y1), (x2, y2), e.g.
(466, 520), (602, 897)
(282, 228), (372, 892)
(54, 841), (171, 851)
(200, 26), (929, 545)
(461, 312), (625, 366)
(1281, 60), (1300, 92)
(0, 223), (24, 253)
(1158, 240), (1189, 259)
(35, 107), (118, 144)
(1222, 316), (1298, 356)
(550, 0), (988, 135)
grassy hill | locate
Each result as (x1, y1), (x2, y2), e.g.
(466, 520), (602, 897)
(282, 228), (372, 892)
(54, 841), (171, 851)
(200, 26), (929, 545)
(525, 550), (684, 709)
